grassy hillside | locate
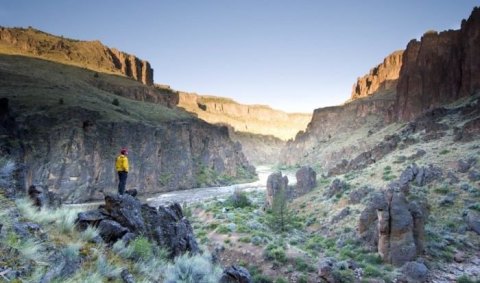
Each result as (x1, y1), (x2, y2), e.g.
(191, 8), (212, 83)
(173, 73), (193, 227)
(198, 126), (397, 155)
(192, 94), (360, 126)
(0, 54), (190, 124)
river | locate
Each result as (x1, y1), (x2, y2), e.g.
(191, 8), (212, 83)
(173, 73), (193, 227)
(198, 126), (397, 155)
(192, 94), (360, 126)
(145, 165), (296, 207)
(64, 166), (296, 209)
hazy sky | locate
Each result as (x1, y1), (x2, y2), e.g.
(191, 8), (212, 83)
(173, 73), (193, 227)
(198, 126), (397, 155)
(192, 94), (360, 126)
(1, 1), (478, 113)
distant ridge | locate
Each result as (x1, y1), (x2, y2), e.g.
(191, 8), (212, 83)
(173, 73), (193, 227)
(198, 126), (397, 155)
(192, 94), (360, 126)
(0, 26), (153, 85)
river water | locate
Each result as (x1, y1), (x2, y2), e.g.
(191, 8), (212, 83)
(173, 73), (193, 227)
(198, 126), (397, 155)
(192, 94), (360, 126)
(146, 165), (296, 207)
(65, 166), (296, 209)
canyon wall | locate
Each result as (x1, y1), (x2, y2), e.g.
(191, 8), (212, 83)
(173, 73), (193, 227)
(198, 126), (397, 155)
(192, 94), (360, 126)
(350, 50), (403, 100)
(0, 55), (255, 203)
(281, 7), (480, 170)
(177, 92), (311, 141)
(395, 7), (480, 121)
(0, 27), (153, 85)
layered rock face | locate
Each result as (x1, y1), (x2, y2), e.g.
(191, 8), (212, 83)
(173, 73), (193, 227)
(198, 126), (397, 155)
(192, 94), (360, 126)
(177, 92), (311, 141)
(0, 27), (153, 85)
(351, 50), (403, 100)
(6, 111), (253, 203)
(395, 7), (480, 121)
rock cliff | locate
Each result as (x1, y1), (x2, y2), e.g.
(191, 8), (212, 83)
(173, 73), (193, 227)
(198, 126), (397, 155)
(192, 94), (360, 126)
(281, 7), (480, 170)
(177, 92), (311, 141)
(0, 26), (153, 85)
(350, 50), (403, 101)
(0, 54), (255, 203)
(395, 7), (480, 121)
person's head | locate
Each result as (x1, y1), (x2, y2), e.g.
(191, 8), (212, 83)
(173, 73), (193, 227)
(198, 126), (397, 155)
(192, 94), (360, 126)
(120, 148), (128, 155)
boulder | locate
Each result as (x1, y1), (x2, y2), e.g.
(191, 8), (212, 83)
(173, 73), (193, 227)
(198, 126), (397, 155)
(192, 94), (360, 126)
(457, 158), (476, 173)
(265, 172), (289, 208)
(97, 220), (129, 242)
(219, 265), (253, 283)
(465, 210), (480, 235)
(468, 170), (480, 181)
(77, 194), (199, 258)
(104, 193), (146, 232)
(75, 209), (108, 231)
(399, 261), (428, 283)
(399, 164), (442, 187)
(142, 202), (199, 258)
(295, 166), (316, 195)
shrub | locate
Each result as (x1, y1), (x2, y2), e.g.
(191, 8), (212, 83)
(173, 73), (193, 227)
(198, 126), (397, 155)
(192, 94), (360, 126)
(227, 189), (251, 208)
(80, 226), (100, 242)
(457, 275), (477, 283)
(95, 254), (122, 279)
(216, 224), (230, 234)
(112, 98), (120, 106)
(275, 278), (288, 283)
(333, 268), (355, 282)
(131, 236), (154, 260)
(252, 274), (274, 283)
(0, 158), (15, 188)
(363, 264), (382, 278)
(264, 244), (287, 263)
(164, 253), (222, 283)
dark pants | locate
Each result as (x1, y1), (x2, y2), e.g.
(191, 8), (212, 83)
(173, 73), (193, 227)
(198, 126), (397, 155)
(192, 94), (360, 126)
(118, 171), (128, 195)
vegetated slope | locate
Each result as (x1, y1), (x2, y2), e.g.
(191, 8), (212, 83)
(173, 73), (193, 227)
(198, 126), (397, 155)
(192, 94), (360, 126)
(177, 92), (312, 141)
(187, 89), (480, 283)
(0, 26), (153, 85)
(0, 54), (255, 203)
(281, 7), (480, 174)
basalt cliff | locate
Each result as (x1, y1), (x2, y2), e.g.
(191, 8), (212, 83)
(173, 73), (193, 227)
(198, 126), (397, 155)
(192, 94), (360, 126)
(0, 26), (153, 85)
(281, 7), (480, 172)
(0, 54), (255, 203)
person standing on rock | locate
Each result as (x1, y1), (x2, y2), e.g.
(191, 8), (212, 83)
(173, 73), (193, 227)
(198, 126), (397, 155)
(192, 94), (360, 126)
(116, 148), (129, 195)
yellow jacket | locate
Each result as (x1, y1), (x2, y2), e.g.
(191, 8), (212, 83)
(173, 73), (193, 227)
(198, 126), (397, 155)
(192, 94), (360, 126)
(116, 154), (129, 172)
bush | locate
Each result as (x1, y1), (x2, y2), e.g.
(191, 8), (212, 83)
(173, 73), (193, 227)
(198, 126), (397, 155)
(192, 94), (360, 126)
(112, 98), (120, 106)
(164, 253), (222, 283)
(131, 236), (153, 260)
(333, 268), (356, 282)
(264, 244), (287, 263)
(227, 189), (251, 208)
(457, 275), (477, 283)
(363, 264), (382, 278)
(0, 158), (15, 188)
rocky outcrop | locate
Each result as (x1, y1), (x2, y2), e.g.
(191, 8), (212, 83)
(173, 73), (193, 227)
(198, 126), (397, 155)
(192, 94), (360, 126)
(265, 172), (289, 208)
(177, 92), (311, 140)
(395, 7), (480, 121)
(359, 189), (428, 266)
(351, 50), (403, 100)
(0, 56), (255, 203)
(295, 166), (316, 195)
(10, 115), (254, 203)
(77, 194), (199, 258)
(0, 26), (153, 85)
(219, 265), (253, 283)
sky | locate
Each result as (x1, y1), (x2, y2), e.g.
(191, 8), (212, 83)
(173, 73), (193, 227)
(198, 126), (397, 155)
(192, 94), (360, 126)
(1, 1), (478, 113)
